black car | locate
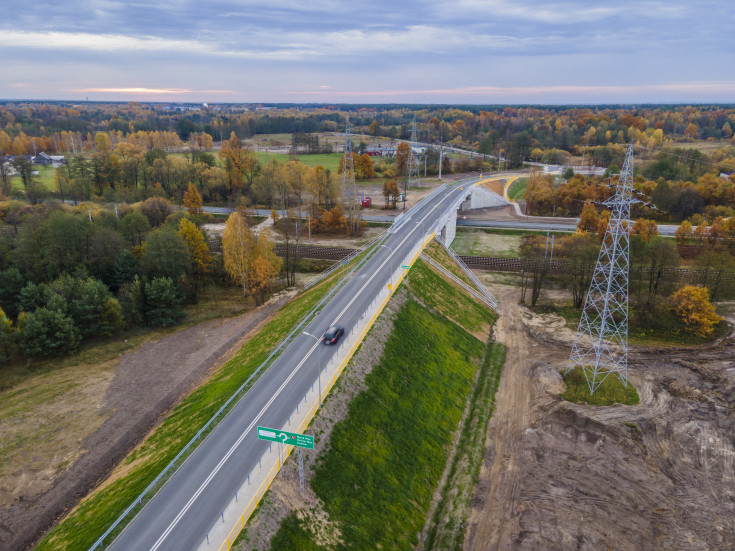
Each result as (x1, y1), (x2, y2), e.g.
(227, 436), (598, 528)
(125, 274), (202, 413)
(323, 325), (344, 344)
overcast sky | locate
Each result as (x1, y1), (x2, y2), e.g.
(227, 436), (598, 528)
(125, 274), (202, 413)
(2, 0), (734, 104)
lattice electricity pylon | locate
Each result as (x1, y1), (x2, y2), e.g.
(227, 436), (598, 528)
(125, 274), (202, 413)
(341, 118), (360, 235)
(568, 144), (639, 394)
(408, 115), (421, 188)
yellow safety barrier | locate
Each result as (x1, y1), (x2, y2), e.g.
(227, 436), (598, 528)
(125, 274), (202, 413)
(215, 231), (436, 551)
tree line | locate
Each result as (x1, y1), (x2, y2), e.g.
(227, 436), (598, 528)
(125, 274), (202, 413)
(0, 193), (284, 363)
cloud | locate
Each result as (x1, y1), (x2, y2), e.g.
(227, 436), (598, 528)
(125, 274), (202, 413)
(69, 87), (234, 95)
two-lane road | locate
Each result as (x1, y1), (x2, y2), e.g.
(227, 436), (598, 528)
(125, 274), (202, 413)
(108, 181), (476, 551)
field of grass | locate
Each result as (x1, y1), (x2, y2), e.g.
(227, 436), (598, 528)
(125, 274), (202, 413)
(424, 342), (506, 550)
(451, 228), (522, 257)
(407, 258), (496, 338)
(562, 368), (640, 406)
(10, 165), (56, 194)
(34, 277), (342, 551)
(507, 177), (528, 200)
(272, 299), (485, 551)
(254, 152), (342, 173)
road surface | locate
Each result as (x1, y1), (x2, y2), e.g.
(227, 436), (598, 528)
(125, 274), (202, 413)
(107, 182), (475, 551)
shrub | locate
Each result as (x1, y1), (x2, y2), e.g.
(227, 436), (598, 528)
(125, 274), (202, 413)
(20, 307), (81, 358)
(144, 277), (184, 327)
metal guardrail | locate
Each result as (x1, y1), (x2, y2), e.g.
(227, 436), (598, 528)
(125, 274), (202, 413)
(211, 232), (437, 551)
(301, 231), (389, 290)
(89, 230), (389, 551)
(434, 235), (499, 309)
(419, 253), (497, 310)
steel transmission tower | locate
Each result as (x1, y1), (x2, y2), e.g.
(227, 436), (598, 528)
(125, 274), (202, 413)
(568, 144), (637, 393)
(342, 119), (360, 236)
(408, 115), (421, 188)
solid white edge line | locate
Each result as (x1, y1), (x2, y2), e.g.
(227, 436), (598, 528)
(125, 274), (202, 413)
(148, 338), (321, 551)
(148, 184), (465, 550)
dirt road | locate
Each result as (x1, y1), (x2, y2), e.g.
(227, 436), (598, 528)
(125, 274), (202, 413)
(0, 293), (293, 551)
(465, 289), (535, 550)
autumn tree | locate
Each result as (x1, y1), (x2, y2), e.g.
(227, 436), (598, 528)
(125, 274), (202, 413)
(222, 212), (282, 302)
(675, 220), (693, 243)
(577, 201), (599, 234)
(178, 218), (212, 280)
(383, 179), (400, 209)
(630, 218), (658, 242)
(183, 183), (203, 214)
(671, 285), (722, 337)
(218, 132), (259, 192)
(559, 233), (599, 309)
(396, 141), (411, 192)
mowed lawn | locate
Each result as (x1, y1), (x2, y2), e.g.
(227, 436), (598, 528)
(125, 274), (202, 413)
(254, 152), (342, 172)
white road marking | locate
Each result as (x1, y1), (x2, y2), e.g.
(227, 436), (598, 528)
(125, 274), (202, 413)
(149, 338), (321, 551)
(332, 187), (459, 325)
(146, 185), (463, 550)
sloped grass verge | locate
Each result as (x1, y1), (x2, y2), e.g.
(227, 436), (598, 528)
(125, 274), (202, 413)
(269, 299), (485, 550)
(423, 342), (506, 550)
(407, 258), (496, 337)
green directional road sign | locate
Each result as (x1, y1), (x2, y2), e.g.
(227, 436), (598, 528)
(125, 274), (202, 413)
(257, 426), (314, 449)
(401, 264), (410, 269)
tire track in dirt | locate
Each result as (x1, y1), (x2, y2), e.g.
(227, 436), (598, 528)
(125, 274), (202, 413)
(464, 288), (533, 550)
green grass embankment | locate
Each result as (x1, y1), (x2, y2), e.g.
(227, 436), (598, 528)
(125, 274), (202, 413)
(270, 299), (485, 551)
(507, 177), (527, 200)
(268, 252), (500, 550)
(423, 342), (506, 550)
(35, 276), (343, 551)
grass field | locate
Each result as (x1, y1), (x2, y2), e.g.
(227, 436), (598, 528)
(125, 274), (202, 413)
(34, 277), (343, 551)
(254, 152), (342, 173)
(562, 368), (640, 406)
(407, 258), (496, 338)
(451, 228), (522, 258)
(507, 177), (528, 200)
(10, 165), (56, 194)
(272, 299), (485, 551)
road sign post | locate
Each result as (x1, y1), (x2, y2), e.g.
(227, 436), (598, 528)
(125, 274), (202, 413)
(258, 427), (313, 496)
(257, 427), (314, 450)
(401, 264), (410, 269)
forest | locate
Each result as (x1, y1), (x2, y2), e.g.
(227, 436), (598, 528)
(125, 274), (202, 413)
(1, 102), (735, 362)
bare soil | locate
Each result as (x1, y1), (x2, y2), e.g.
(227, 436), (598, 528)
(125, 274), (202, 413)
(464, 287), (735, 550)
(0, 292), (294, 551)
(233, 289), (409, 550)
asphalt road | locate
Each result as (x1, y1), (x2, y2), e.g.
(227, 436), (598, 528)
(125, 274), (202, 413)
(455, 218), (679, 236)
(108, 181), (474, 551)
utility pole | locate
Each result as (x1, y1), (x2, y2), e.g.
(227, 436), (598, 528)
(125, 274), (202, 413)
(408, 114), (421, 189)
(438, 134), (444, 180)
(342, 118), (360, 236)
(568, 144), (636, 394)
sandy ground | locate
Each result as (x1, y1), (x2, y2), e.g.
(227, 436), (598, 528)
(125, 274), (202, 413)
(464, 285), (735, 550)
(0, 292), (294, 551)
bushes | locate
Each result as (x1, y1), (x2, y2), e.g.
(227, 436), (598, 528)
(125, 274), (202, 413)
(144, 277), (185, 327)
(20, 307), (81, 358)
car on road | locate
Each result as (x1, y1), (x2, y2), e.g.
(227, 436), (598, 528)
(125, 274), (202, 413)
(322, 326), (344, 344)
